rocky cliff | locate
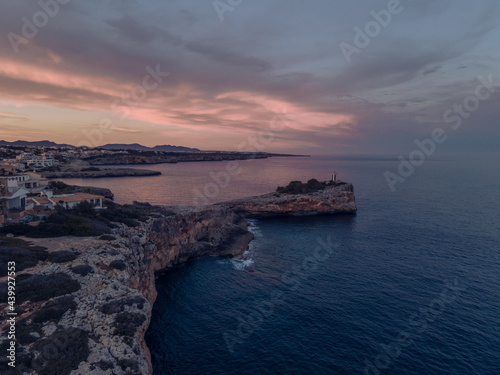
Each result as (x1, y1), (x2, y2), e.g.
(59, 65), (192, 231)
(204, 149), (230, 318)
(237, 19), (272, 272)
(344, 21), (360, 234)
(0, 183), (355, 374)
(226, 182), (357, 217)
(0, 206), (253, 375)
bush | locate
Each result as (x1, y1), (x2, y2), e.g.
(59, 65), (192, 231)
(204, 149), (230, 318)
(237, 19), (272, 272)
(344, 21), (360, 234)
(99, 235), (116, 241)
(70, 265), (94, 276)
(100, 296), (146, 315)
(0, 243), (48, 276)
(0, 201), (156, 238)
(276, 179), (329, 194)
(17, 273), (81, 303)
(50, 181), (74, 195)
(0, 341), (32, 373)
(32, 328), (89, 375)
(113, 312), (146, 337)
(0, 212), (108, 238)
(48, 250), (78, 263)
(97, 361), (114, 371)
(73, 201), (97, 218)
(117, 359), (140, 373)
(15, 317), (42, 345)
(81, 167), (101, 172)
(109, 260), (126, 271)
(32, 296), (76, 324)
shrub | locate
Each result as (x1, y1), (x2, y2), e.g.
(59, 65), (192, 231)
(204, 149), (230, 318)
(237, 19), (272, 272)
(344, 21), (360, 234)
(113, 312), (146, 337)
(0, 245), (48, 276)
(73, 201), (97, 218)
(0, 341), (33, 373)
(100, 296), (146, 315)
(32, 328), (89, 375)
(16, 316), (47, 344)
(97, 361), (114, 371)
(50, 181), (74, 195)
(99, 235), (116, 241)
(32, 296), (76, 324)
(276, 179), (329, 194)
(109, 260), (126, 271)
(81, 167), (101, 172)
(70, 265), (94, 276)
(0, 212), (107, 238)
(117, 359), (140, 373)
(17, 273), (81, 303)
(48, 250), (78, 263)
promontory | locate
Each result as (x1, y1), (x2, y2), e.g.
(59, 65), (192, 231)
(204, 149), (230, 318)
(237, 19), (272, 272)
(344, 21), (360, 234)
(0, 180), (356, 374)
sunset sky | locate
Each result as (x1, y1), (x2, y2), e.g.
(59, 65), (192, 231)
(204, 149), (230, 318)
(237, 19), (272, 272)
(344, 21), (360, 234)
(1, 0), (499, 154)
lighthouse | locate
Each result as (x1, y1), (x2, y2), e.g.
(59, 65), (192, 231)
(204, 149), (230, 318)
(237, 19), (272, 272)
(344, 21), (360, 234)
(332, 171), (338, 183)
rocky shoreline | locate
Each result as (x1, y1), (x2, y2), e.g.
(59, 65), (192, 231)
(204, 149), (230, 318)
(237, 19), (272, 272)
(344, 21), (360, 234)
(83, 152), (308, 166)
(226, 182), (357, 217)
(0, 182), (356, 374)
(42, 168), (161, 179)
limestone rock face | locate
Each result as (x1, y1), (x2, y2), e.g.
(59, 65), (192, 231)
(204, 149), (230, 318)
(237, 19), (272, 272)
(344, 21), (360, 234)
(0, 206), (253, 375)
(226, 182), (357, 217)
(147, 206), (254, 270)
(0, 183), (356, 374)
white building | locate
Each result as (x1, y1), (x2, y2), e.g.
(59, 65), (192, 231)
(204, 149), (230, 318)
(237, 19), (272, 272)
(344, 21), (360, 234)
(5, 173), (49, 193)
(51, 193), (104, 210)
(0, 177), (29, 211)
(16, 152), (55, 169)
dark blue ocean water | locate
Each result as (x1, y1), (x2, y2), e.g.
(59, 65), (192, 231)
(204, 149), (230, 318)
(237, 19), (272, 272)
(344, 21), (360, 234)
(142, 156), (499, 375)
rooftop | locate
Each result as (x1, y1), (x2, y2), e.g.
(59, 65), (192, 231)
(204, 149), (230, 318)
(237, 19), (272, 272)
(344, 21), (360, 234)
(52, 192), (104, 203)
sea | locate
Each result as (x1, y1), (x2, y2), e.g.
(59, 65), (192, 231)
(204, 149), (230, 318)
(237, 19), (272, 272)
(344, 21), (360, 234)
(59, 155), (500, 374)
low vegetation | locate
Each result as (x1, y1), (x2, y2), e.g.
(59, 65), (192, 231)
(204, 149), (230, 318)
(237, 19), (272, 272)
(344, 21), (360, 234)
(116, 358), (140, 373)
(16, 272), (81, 303)
(32, 296), (77, 324)
(32, 328), (89, 375)
(0, 201), (159, 238)
(99, 234), (116, 241)
(113, 312), (146, 337)
(80, 167), (101, 172)
(100, 296), (146, 315)
(70, 265), (94, 276)
(50, 180), (75, 195)
(0, 341), (32, 373)
(48, 250), (79, 263)
(0, 238), (48, 276)
(109, 260), (127, 271)
(276, 178), (334, 194)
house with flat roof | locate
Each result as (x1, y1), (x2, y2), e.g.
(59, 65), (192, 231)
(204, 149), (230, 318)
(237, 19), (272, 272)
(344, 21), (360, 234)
(0, 177), (29, 224)
(5, 172), (49, 193)
(52, 193), (104, 210)
(15, 152), (56, 170)
(28, 196), (56, 211)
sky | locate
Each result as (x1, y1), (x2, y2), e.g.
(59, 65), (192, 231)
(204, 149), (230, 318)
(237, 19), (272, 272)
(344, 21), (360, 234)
(0, 0), (499, 154)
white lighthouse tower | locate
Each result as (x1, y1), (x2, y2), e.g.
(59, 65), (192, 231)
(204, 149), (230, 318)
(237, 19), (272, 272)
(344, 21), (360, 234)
(332, 171), (338, 183)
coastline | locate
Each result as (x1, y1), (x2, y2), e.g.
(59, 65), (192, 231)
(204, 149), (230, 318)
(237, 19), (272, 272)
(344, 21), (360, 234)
(83, 152), (309, 166)
(0, 183), (355, 374)
(42, 167), (162, 179)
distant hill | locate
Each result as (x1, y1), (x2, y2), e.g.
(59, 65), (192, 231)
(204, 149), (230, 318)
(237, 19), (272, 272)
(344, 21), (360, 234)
(0, 140), (75, 148)
(100, 143), (200, 152)
(0, 140), (200, 152)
